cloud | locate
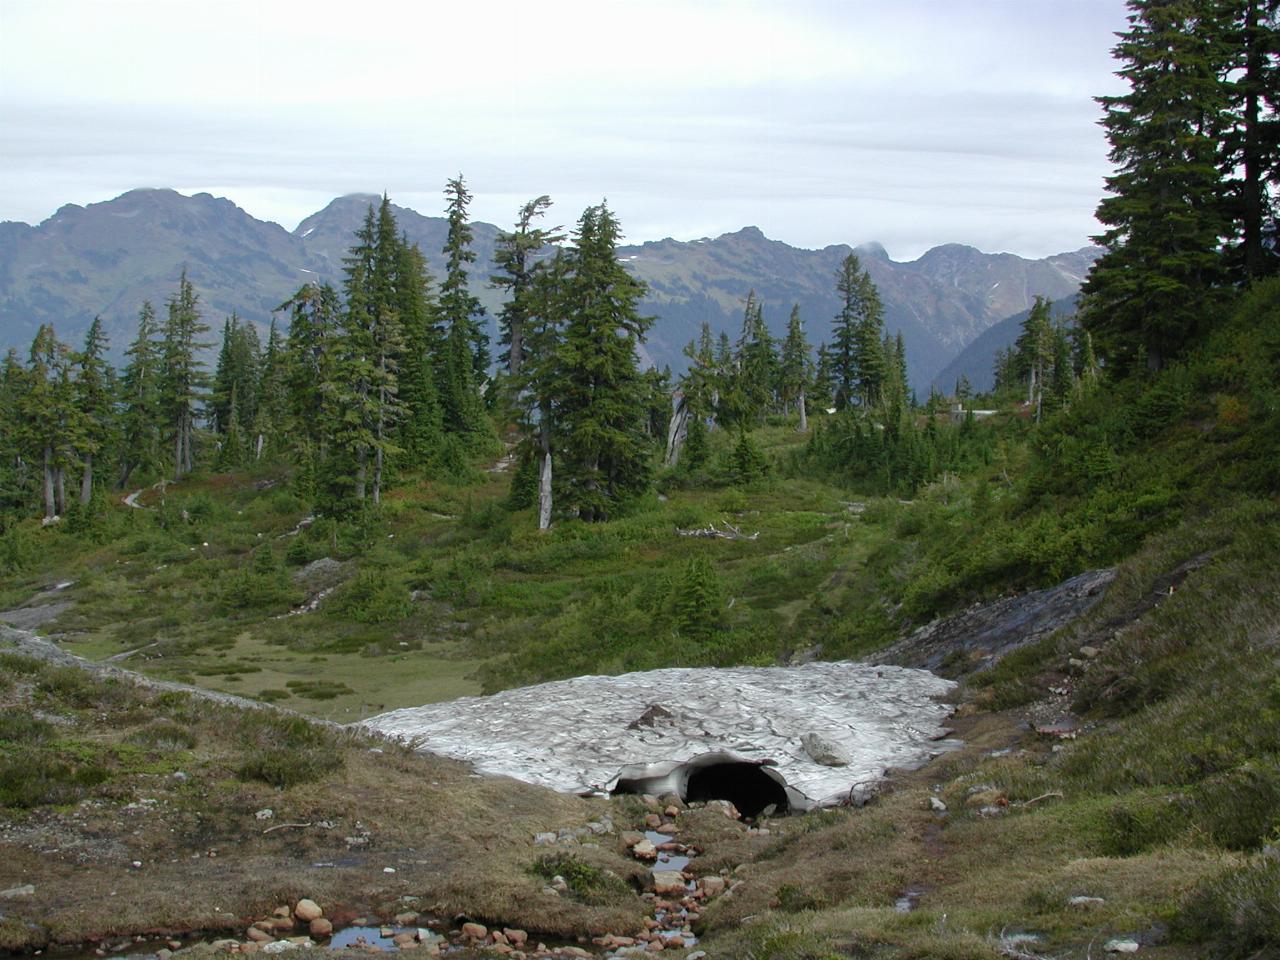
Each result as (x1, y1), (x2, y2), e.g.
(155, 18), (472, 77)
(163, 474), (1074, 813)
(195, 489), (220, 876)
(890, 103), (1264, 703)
(0, 0), (1131, 257)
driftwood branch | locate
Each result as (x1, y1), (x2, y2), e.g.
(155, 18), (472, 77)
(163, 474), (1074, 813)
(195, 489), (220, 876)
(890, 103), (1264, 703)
(675, 522), (759, 542)
(262, 821), (313, 835)
(1018, 791), (1064, 807)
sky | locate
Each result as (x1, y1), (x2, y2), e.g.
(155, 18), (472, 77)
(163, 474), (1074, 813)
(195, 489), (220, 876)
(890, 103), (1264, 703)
(0, 0), (1131, 261)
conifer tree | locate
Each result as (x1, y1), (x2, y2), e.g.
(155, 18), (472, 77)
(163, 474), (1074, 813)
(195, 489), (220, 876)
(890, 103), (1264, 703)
(812, 342), (836, 411)
(73, 317), (115, 504)
(550, 203), (652, 522)
(735, 290), (778, 423)
(119, 301), (164, 486)
(1081, 0), (1235, 371)
(778, 304), (812, 431)
(833, 254), (887, 408)
(1015, 296), (1054, 419)
(0, 349), (28, 516)
(394, 236), (444, 466)
(253, 318), (287, 460)
(853, 269), (888, 407)
(22, 325), (79, 517)
(158, 270), (209, 478)
(440, 176), (489, 376)
(493, 196), (563, 388)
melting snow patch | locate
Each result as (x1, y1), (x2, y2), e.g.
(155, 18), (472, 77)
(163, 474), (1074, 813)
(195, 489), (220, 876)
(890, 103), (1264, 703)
(363, 661), (956, 810)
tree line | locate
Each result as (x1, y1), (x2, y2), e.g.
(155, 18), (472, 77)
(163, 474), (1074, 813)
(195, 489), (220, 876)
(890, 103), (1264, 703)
(1082, 0), (1278, 373)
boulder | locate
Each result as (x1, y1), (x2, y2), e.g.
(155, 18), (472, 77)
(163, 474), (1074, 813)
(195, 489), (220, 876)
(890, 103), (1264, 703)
(1104, 941), (1139, 954)
(309, 918), (333, 938)
(653, 871), (688, 896)
(293, 899), (323, 922)
(701, 875), (726, 896)
(461, 922), (488, 941)
(801, 732), (851, 766)
(503, 929), (528, 947)
(246, 928), (275, 943)
(632, 839), (658, 860)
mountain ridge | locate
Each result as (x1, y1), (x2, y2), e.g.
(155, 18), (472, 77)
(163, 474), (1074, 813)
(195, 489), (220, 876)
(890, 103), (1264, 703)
(0, 188), (1099, 388)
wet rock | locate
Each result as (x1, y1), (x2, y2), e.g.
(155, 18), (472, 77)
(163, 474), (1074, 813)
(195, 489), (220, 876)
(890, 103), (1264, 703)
(621, 830), (646, 848)
(663, 805), (681, 818)
(272, 906), (292, 919)
(461, 922), (488, 941)
(503, 929), (528, 947)
(309, 919), (333, 938)
(210, 940), (240, 952)
(633, 839), (658, 860)
(653, 871), (687, 896)
(644, 813), (663, 829)
(801, 732), (851, 766)
(394, 912), (420, 925)
(294, 899), (323, 922)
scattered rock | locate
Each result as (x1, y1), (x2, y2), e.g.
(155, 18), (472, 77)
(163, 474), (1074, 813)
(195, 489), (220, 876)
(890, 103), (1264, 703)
(503, 929), (528, 947)
(533, 831), (557, 846)
(293, 899), (323, 922)
(394, 911), (420, 925)
(663, 805), (681, 818)
(801, 732), (851, 766)
(621, 830), (646, 848)
(652, 871), (687, 895)
(1080, 645), (1101, 658)
(633, 839), (658, 860)
(644, 813), (663, 829)
(461, 922), (488, 941)
(262, 939), (313, 954)
(255, 809), (274, 821)
(1069, 895), (1106, 907)
(0, 884), (34, 898)
(929, 796), (948, 813)
(308, 918), (332, 938)
(1105, 940), (1140, 954)
(246, 927), (275, 943)
(701, 875), (726, 896)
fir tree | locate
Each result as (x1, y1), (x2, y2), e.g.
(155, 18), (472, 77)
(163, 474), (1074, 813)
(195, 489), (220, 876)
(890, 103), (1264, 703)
(1082, 0), (1235, 371)
(158, 270), (209, 478)
(492, 195), (563, 388)
(778, 304), (812, 431)
(119, 301), (164, 486)
(440, 176), (489, 376)
(72, 317), (115, 505)
(551, 203), (652, 522)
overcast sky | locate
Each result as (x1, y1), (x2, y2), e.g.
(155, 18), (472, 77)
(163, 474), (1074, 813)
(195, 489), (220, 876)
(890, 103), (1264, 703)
(0, 0), (1131, 260)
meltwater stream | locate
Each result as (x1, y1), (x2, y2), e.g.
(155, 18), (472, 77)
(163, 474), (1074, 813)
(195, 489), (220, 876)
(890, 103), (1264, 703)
(363, 661), (958, 810)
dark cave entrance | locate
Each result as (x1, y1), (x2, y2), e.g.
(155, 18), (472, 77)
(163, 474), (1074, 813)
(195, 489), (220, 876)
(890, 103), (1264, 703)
(684, 762), (790, 818)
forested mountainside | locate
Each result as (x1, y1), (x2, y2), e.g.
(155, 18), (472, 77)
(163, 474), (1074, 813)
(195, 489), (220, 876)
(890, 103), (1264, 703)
(0, 187), (1096, 387)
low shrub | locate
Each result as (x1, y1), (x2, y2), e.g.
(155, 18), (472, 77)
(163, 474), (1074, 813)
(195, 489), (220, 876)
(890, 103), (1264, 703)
(528, 853), (632, 906)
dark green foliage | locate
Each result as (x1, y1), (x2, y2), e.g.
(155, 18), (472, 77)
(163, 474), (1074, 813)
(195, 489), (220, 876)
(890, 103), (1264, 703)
(158, 269), (210, 477)
(125, 721), (198, 750)
(550, 203), (654, 522)
(528, 853), (633, 906)
(669, 555), (726, 641)
(1176, 856), (1280, 957)
(234, 711), (343, 788)
(329, 567), (412, 623)
(0, 746), (109, 809)
(730, 429), (769, 484)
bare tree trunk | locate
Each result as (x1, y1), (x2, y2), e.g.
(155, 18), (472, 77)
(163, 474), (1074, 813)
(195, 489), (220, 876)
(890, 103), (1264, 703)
(42, 445), (56, 519)
(509, 322), (523, 382)
(373, 445), (383, 506)
(355, 447), (367, 501)
(664, 394), (689, 467)
(80, 453), (93, 506)
(255, 433), (264, 461)
(183, 419), (194, 475)
(538, 448), (552, 531)
(55, 465), (66, 516)
(797, 389), (808, 433)
(174, 425), (184, 479)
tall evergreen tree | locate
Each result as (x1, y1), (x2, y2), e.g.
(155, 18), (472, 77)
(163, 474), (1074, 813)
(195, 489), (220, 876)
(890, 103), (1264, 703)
(72, 317), (115, 504)
(550, 203), (653, 522)
(21, 325), (79, 518)
(158, 270), (209, 478)
(119, 301), (164, 486)
(440, 176), (489, 376)
(778, 304), (812, 431)
(492, 196), (563, 388)
(1081, 0), (1235, 372)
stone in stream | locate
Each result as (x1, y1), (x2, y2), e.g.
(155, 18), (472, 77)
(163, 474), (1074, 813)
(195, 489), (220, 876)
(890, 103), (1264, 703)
(308, 918), (333, 938)
(503, 928), (528, 947)
(293, 899), (323, 922)
(653, 871), (688, 895)
(460, 922), (488, 940)
(246, 927), (275, 943)
(700, 875), (726, 896)
(632, 838), (658, 860)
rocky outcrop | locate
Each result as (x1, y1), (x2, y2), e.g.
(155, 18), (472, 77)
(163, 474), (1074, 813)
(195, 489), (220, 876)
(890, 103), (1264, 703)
(868, 568), (1115, 675)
